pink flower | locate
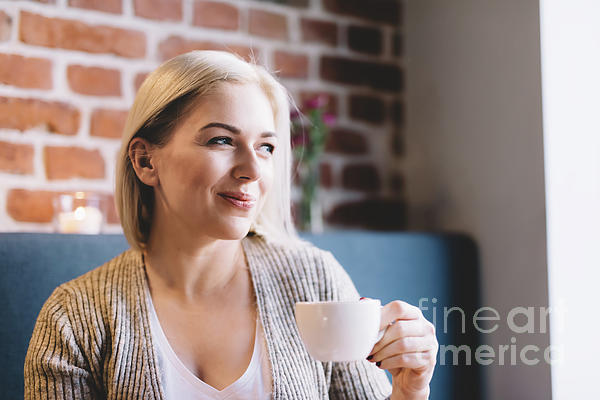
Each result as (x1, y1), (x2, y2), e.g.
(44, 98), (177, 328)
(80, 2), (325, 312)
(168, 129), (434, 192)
(304, 94), (328, 110)
(322, 113), (336, 127)
(291, 131), (308, 147)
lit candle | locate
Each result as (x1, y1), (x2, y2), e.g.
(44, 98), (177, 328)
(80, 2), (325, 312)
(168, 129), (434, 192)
(58, 206), (103, 234)
(56, 192), (104, 234)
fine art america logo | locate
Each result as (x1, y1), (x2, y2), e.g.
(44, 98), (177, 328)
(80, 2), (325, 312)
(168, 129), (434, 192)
(418, 298), (564, 366)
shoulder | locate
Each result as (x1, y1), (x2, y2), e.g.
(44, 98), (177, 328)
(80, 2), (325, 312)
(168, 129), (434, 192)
(41, 249), (142, 324)
(243, 234), (358, 301)
(58, 248), (141, 294)
(244, 233), (334, 272)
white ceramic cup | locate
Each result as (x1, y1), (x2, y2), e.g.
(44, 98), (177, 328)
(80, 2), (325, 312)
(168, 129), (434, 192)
(295, 299), (384, 362)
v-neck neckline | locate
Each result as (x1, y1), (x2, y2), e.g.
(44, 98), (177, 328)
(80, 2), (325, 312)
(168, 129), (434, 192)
(135, 235), (276, 399)
(146, 288), (262, 396)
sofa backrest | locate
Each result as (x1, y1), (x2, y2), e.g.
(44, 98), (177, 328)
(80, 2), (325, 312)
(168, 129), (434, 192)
(0, 231), (482, 400)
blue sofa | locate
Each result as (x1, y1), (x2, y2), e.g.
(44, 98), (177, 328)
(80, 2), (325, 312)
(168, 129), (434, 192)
(0, 231), (482, 399)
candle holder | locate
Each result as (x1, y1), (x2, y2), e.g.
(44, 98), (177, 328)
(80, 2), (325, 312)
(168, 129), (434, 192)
(53, 192), (105, 234)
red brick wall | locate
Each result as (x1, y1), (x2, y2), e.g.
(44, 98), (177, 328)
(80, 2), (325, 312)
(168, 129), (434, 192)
(0, 0), (404, 233)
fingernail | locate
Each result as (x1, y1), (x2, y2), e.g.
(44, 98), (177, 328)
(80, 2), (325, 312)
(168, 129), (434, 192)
(366, 355), (373, 361)
(376, 361), (381, 367)
(359, 297), (367, 300)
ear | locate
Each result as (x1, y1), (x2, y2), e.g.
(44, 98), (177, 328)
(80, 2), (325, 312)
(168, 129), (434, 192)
(129, 137), (159, 187)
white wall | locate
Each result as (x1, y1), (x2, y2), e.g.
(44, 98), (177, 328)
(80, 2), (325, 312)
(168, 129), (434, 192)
(405, 1), (551, 399)
(540, 1), (600, 399)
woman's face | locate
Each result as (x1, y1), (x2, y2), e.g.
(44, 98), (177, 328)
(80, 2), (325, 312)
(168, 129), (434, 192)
(151, 82), (277, 240)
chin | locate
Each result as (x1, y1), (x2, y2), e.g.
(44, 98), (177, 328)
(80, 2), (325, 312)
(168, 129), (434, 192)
(211, 221), (252, 241)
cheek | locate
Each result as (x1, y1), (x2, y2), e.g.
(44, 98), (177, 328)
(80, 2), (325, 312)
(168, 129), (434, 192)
(254, 161), (274, 214)
(259, 160), (275, 195)
(187, 154), (228, 187)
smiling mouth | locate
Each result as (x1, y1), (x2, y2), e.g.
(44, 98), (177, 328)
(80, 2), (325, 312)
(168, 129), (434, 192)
(217, 193), (256, 210)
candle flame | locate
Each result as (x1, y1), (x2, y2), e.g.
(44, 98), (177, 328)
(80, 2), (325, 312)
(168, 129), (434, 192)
(74, 206), (87, 220)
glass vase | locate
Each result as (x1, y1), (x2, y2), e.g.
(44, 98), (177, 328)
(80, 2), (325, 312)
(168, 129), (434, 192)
(299, 163), (324, 233)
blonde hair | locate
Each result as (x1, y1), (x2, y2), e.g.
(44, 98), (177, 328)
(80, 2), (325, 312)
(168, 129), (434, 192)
(116, 50), (300, 251)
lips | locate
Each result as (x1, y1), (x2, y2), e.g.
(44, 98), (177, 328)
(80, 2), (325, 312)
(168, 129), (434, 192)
(218, 191), (256, 202)
(217, 191), (257, 210)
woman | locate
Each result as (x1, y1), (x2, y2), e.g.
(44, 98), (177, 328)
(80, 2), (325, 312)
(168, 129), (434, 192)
(25, 51), (438, 399)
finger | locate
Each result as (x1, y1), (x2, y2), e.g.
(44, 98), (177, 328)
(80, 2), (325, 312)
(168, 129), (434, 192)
(369, 320), (430, 356)
(369, 336), (437, 363)
(380, 300), (423, 329)
(376, 351), (434, 371)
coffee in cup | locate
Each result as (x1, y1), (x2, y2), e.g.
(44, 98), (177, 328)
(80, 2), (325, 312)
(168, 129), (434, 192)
(295, 299), (384, 362)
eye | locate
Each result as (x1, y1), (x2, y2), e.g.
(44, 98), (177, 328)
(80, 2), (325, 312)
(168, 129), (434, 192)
(208, 136), (233, 146)
(260, 143), (275, 154)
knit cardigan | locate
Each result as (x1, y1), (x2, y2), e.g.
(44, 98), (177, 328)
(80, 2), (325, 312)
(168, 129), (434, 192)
(24, 233), (393, 399)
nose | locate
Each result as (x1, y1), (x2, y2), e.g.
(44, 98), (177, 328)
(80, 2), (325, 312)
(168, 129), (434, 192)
(233, 144), (261, 182)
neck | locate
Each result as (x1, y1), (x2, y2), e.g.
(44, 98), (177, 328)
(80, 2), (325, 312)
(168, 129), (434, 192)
(143, 223), (248, 304)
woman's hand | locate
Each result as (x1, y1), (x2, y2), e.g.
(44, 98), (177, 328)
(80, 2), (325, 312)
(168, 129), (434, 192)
(367, 300), (438, 400)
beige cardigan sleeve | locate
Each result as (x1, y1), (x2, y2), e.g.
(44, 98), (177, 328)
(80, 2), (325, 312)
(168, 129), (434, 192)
(24, 287), (100, 400)
(320, 250), (393, 400)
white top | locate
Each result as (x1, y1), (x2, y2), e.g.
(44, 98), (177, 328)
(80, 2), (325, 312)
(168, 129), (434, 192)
(148, 293), (273, 399)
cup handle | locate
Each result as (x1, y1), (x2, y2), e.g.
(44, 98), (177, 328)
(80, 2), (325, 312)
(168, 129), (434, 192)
(362, 297), (387, 343)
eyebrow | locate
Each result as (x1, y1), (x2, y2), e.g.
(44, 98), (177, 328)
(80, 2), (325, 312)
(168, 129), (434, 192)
(200, 122), (277, 138)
